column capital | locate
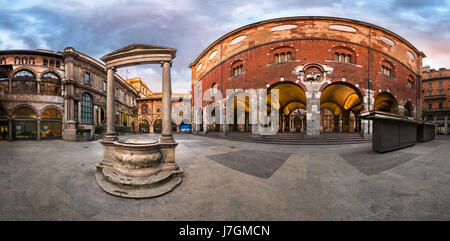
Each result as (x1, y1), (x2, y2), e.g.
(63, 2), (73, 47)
(160, 60), (173, 67)
(105, 66), (116, 72)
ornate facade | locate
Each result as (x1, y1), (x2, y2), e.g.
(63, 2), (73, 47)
(0, 47), (139, 141)
(190, 16), (425, 136)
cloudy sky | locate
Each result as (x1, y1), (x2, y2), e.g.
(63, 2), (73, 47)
(1, 0), (449, 92)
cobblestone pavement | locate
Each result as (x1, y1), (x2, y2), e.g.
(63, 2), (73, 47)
(0, 134), (449, 220)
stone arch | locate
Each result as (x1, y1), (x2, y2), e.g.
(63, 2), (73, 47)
(40, 70), (63, 80)
(40, 71), (62, 96)
(404, 101), (414, 117)
(13, 67), (38, 78)
(138, 117), (151, 133)
(320, 81), (364, 133)
(319, 80), (365, 96)
(39, 105), (63, 118)
(374, 91), (399, 114)
(11, 104), (38, 118)
(267, 81), (307, 113)
(152, 117), (162, 133)
(331, 46), (357, 64)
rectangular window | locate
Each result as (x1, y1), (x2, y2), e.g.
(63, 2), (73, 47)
(74, 100), (78, 123)
(115, 88), (119, 97)
(103, 81), (107, 92)
(439, 103), (443, 109)
(428, 103), (432, 110)
(439, 89), (443, 95)
(428, 83), (432, 88)
(439, 81), (443, 87)
(428, 90), (432, 96)
(85, 73), (91, 84)
(81, 94), (93, 124)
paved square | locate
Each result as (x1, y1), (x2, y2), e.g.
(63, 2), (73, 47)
(207, 149), (292, 178)
(0, 134), (449, 220)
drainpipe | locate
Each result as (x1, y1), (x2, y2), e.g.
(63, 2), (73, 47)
(367, 28), (372, 135)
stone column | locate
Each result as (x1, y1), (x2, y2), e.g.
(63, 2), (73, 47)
(160, 61), (175, 143)
(36, 118), (41, 141)
(306, 91), (321, 136)
(220, 99), (228, 136)
(78, 101), (81, 123)
(94, 106), (98, 125)
(36, 77), (41, 94)
(8, 119), (12, 141)
(104, 67), (117, 141)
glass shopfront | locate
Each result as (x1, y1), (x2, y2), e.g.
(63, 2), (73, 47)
(13, 120), (37, 139)
(12, 106), (37, 140)
(41, 108), (62, 139)
(0, 108), (8, 140)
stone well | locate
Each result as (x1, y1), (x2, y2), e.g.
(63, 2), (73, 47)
(95, 136), (182, 198)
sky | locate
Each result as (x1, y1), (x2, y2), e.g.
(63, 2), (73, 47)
(0, 0), (449, 92)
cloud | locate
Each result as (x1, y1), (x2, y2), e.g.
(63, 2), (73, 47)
(1, 0), (449, 91)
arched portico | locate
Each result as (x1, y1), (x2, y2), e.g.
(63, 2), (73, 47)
(374, 92), (399, 114)
(267, 82), (307, 133)
(320, 82), (363, 133)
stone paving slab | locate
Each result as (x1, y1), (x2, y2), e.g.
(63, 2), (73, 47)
(0, 134), (449, 220)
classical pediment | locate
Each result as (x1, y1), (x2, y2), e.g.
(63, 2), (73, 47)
(101, 43), (177, 68)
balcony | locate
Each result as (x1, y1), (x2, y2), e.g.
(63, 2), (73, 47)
(424, 94), (446, 100)
(423, 108), (450, 113)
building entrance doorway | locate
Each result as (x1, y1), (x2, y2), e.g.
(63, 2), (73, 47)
(320, 82), (362, 133)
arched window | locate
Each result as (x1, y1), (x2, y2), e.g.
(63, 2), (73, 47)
(15, 57), (20, 65)
(231, 60), (244, 77)
(81, 93), (93, 124)
(43, 59), (48, 66)
(49, 60), (54, 67)
(0, 57), (6, 65)
(56, 61), (61, 68)
(22, 57), (27, 65)
(156, 105), (161, 113)
(141, 104), (148, 114)
(12, 70), (36, 93)
(273, 51), (292, 63)
(29, 58), (35, 65)
(332, 46), (356, 64)
(381, 60), (395, 78)
(40, 72), (61, 96)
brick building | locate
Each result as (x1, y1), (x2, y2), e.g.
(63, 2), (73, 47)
(190, 16), (425, 136)
(422, 66), (450, 135)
